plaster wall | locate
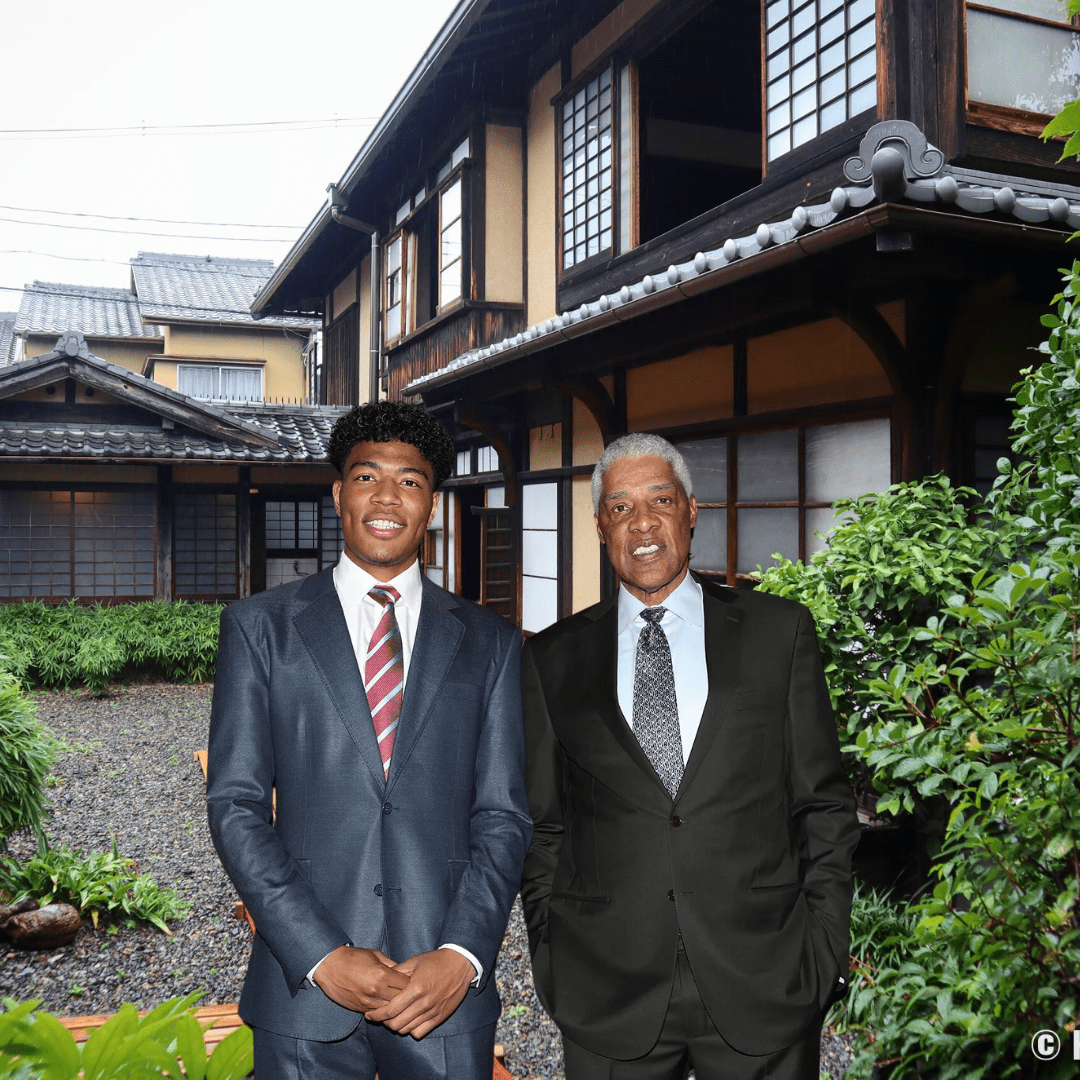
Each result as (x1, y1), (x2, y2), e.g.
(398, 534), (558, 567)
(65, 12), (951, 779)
(572, 473), (601, 612)
(485, 124), (525, 304)
(571, 0), (663, 76)
(627, 345), (735, 431)
(747, 318), (892, 414)
(526, 63), (561, 325)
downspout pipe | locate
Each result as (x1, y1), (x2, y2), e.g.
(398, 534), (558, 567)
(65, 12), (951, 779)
(328, 184), (381, 404)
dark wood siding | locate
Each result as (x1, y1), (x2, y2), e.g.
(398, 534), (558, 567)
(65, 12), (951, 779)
(386, 301), (524, 401)
(325, 304), (359, 406)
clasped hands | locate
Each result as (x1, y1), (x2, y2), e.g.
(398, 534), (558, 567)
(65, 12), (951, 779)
(313, 945), (474, 1039)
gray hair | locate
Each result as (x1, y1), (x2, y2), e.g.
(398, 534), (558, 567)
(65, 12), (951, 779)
(591, 433), (693, 513)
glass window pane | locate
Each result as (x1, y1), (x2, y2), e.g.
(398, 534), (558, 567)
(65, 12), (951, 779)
(675, 438), (727, 503)
(849, 19), (876, 55)
(737, 429), (798, 502)
(737, 508), (799, 574)
(792, 112), (818, 146)
(804, 419), (892, 503)
(522, 530), (559, 577)
(219, 367), (261, 401)
(850, 0), (875, 23)
(848, 79), (877, 114)
(848, 48), (877, 87)
(981, 0), (1071, 20)
(522, 482), (558, 529)
(766, 0), (789, 27)
(177, 365), (217, 399)
(522, 575), (559, 634)
(441, 179), (462, 224)
(806, 506), (842, 557)
(768, 129), (792, 158)
(691, 507), (726, 573)
(452, 137), (470, 166)
(968, 9), (1080, 114)
(440, 266), (461, 306)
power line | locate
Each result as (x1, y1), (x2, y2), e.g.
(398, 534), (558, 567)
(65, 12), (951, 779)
(0, 215), (297, 244)
(0, 116), (380, 142)
(0, 203), (304, 231)
(0, 251), (132, 269)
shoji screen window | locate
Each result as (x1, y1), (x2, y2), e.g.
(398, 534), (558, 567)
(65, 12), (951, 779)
(764, 0), (877, 162)
(521, 483), (559, 634)
(967, 0), (1080, 118)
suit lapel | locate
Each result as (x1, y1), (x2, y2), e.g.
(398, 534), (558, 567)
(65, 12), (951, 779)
(579, 595), (672, 799)
(676, 575), (743, 797)
(292, 569), (386, 786)
(385, 578), (465, 793)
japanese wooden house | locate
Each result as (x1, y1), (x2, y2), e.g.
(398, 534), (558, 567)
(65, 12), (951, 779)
(252, 0), (1080, 632)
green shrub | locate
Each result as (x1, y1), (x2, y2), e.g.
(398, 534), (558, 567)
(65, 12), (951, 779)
(0, 674), (54, 850)
(0, 837), (190, 933)
(0, 600), (224, 691)
(0, 992), (253, 1080)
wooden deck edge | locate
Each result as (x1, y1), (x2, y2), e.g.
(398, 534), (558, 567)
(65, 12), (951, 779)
(58, 1002), (514, 1076)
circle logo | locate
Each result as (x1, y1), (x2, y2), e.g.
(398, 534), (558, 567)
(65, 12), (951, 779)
(1032, 1030), (1061, 1061)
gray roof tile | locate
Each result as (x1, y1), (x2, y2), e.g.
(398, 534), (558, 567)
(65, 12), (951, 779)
(405, 120), (1080, 394)
(0, 314), (16, 366)
(14, 283), (161, 340)
(131, 252), (318, 331)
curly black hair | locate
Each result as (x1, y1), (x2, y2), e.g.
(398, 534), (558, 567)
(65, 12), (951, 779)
(327, 401), (455, 488)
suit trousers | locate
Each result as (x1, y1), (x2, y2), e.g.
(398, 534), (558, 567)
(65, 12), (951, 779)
(561, 945), (821, 1080)
(252, 1019), (497, 1080)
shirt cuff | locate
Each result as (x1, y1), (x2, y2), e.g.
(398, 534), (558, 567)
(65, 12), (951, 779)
(438, 943), (483, 985)
(307, 944), (349, 987)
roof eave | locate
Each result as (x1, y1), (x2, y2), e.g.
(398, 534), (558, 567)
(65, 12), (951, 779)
(252, 0), (488, 317)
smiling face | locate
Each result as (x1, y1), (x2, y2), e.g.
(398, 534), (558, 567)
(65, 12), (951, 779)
(332, 440), (440, 581)
(595, 454), (697, 606)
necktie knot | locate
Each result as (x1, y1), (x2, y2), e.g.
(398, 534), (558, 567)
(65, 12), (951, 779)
(640, 606), (666, 627)
(369, 584), (401, 608)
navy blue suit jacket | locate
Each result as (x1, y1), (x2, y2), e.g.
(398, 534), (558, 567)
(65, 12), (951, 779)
(207, 567), (532, 1041)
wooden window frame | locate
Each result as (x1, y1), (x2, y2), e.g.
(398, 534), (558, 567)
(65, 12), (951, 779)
(673, 410), (892, 587)
(438, 176), (465, 312)
(176, 362), (263, 402)
(555, 61), (625, 278)
(964, 1), (1080, 135)
(761, 0), (879, 170)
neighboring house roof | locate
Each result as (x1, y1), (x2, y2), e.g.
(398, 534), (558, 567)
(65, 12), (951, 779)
(132, 252), (318, 331)
(0, 331), (346, 462)
(14, 282), (162, 341)
(405, 121), (1080, 395)
(0, 313), (16, 366)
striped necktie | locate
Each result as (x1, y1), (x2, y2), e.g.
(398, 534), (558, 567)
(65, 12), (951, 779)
(365, 584), (403, 779)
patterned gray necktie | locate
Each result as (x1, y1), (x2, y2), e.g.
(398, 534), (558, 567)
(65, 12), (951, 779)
(632, 606), (684, 798)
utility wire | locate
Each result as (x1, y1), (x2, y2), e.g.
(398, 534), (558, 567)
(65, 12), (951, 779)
(0, 116), (379, 141)
(0, 203), (304, 231)
(0, 215), (297, 244)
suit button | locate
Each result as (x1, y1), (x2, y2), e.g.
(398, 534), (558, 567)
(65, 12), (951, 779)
(667, 889), (675, 901)
(670, 815), (681, 827)
(374, 884), (383, 897)
(382, 802), (392, 815)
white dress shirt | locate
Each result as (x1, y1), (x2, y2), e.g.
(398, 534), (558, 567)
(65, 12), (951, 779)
(616, 571), (708, 762)
(308, 554), (482, 988)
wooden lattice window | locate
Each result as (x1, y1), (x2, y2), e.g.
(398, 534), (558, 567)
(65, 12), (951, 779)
(764, 0), (877, 163)
(174, 492), (237, 599)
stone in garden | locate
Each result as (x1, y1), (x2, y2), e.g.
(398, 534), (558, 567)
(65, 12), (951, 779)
(2, 903), (82, 949)
(0, 898), (39, 928)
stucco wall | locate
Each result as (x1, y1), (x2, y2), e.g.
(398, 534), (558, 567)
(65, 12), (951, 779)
(526, 63), (561, 325)
(485, 124), (525, 304)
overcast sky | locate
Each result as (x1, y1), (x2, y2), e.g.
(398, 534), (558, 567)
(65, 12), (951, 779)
(0, 0), (462, 311)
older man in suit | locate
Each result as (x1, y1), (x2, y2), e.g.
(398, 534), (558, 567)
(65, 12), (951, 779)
(208, 400), (532, 1080)
(520, 433), (859, 1080)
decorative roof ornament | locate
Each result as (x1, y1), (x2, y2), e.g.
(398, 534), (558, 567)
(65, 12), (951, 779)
(844, 119), (946, 199)
(39, 330), (93, 362)
(404, 120), (1080, 395)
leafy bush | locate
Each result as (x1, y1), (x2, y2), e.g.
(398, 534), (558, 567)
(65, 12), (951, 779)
(0, 674), (54, 850)
(755, 264), (1080, 1075)
(0, 601), (224, 691)
(0, 992), (253, 1080)
(0, 837), (190, 933)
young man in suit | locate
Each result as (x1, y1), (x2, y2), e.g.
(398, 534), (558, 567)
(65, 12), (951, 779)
(208, 401), (532, 1080)
(520, 433), (859, 1080)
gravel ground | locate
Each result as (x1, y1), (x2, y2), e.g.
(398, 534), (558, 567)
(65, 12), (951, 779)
(0, 683), (852, 1079)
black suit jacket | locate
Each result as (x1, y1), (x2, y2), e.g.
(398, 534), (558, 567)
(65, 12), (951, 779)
(520, 573), (858, 1058)
(207, 568), (532, 1041)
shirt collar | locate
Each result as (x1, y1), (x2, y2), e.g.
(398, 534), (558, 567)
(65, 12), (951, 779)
(333, 553), (424, 615)
(617, 570), (704, 636)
